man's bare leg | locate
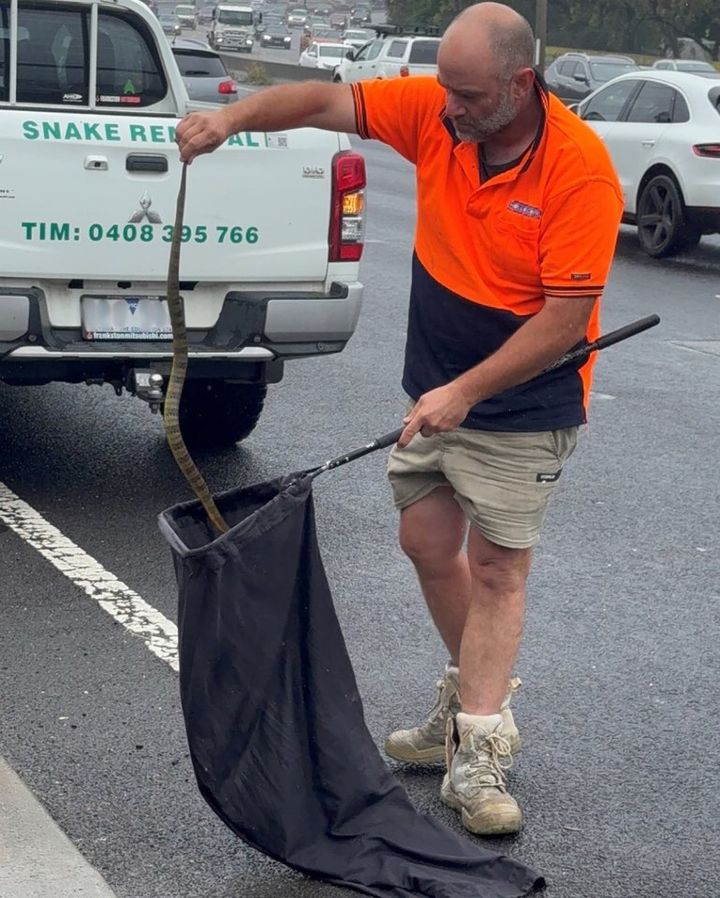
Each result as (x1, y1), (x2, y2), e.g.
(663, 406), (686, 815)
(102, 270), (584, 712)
(459, 527), (532, 715)
(398, 487), (470, 664)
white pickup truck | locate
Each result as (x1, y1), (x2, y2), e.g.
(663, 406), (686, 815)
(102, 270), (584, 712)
(0, 0), (366, 447)
(332, 28), (440, 83)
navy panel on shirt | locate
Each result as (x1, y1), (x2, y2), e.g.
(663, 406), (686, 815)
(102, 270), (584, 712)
(402, 254), (587, 432)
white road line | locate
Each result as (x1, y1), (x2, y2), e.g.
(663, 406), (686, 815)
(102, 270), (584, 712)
(0, 482), (178, 672)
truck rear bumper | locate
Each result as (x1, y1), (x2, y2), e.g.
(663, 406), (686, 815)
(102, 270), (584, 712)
(0, 281), (363, 366)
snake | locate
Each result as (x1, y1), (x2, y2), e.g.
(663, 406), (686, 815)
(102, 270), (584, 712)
(163, 163), (229, 535)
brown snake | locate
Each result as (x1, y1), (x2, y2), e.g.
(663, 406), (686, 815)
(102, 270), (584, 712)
(163, 163), (229, 535)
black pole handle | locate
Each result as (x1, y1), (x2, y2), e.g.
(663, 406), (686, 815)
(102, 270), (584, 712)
(312, 313), (660, 476)
(593, 314), (660, 351)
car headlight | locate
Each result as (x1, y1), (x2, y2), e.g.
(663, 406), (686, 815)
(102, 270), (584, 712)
(263, 33), (271, 39)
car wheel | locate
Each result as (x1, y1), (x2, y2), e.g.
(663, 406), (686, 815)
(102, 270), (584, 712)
(637, 174), (701, 257)
(165, 381), (267, 450)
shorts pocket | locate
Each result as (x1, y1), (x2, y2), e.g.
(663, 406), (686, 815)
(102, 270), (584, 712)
(550, 427), (578, 462)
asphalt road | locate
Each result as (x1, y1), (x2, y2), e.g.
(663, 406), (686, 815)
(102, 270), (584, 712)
(1, 137), (719, 898)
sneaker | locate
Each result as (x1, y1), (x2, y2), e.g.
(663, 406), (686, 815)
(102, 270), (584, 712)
(384, 667), (522, 763)
(441, 712), (522, 835)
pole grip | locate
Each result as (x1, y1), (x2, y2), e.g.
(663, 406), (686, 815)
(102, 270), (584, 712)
(592, 314), (660, 352)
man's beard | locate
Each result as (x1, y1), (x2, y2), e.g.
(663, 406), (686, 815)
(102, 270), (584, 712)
(452, 88), (517, 142)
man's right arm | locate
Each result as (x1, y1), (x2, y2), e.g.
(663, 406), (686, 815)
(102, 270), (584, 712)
(176, 82), (357, 163)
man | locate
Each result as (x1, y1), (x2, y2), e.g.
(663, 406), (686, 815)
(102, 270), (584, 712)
(177, 3), (623, 837)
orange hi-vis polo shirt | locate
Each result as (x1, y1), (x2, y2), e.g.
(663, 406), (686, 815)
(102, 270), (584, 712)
(351, 75), (624, 431)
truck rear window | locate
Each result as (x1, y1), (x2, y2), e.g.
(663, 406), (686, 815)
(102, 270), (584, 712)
(15, 4), (89, 105)
(408, 40), (439, 65)
(96, 11), (167, 107)
(0, 1), (167, 107)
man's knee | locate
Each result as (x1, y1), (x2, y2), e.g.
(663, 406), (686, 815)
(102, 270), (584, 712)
(467, 530), (532, 594)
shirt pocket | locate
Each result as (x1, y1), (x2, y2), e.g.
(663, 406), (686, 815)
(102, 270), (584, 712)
(491, 209), (542, 283)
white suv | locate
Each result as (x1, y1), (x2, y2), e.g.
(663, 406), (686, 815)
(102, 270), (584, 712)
(577, 70), (720, 257)
(333, 26), (440, 83)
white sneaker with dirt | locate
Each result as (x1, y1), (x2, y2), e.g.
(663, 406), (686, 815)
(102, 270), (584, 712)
(384, 666), (522, 764)
(441, 711), (522, 835)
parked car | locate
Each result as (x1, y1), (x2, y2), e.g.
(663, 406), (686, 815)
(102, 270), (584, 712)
(299, 39), (348, 69)
(575, 70), (720, 256)
(341, 27), (372, 50)
(651, 59), (716, 73)
(260, 20), (293, 47)
(333, 28), (440, 82)
(545, 52), (639, 101)
(170, 37), (238, 103)
(287, 7), (308, 26)
(174, 3), (198, 29)
(158, 11), (182, 35)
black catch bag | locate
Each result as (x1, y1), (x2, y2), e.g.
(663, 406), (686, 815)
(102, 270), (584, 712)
(158, 473), (544, 898)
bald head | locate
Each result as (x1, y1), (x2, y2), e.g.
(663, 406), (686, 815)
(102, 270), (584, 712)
(441, 3), (535, 81)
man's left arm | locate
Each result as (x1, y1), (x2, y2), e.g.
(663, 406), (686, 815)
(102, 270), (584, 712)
(398, 176), (623, 447)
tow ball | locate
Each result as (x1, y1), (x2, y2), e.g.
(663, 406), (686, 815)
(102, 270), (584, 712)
(133, 370), (165, 413)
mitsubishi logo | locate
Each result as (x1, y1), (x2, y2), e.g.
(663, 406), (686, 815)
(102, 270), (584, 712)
(129, 191), (162, 224)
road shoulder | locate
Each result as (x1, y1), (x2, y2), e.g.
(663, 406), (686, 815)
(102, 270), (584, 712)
(0, 756), (118, 898)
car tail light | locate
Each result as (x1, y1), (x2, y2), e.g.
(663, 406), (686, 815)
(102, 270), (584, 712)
(693, 143), (720, 158)
(218, 80), (238, 95)
(399, 65), (410, 77)
(329, 151), (366, 262)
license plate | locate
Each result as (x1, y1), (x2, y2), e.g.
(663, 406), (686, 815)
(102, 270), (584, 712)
(82, 295), (176, 341)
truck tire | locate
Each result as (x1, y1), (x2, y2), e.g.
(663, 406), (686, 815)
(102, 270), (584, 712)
(636, 174), (701, 258)
(167, 381), (267, 449)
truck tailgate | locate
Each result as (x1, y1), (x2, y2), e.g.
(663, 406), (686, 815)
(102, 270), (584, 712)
(0, 110), (342, 283)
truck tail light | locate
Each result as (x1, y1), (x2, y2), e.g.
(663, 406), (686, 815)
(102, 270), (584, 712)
(218, 80), (238, 95)
(399, 65), (410, 77)
(692, 143), (720, 158)
(329, 151), (366, 262)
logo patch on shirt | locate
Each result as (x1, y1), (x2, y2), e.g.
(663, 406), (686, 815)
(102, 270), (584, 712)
(570, 272), (592, 281)
(507, 200), (542, 219)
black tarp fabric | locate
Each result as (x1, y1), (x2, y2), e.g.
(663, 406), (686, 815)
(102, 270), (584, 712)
(158, 473), (544, 898)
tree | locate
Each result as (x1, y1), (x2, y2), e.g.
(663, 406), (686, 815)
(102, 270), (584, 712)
(387, 0), (719, 58)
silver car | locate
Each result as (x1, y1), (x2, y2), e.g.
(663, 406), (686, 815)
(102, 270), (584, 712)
(170, 38), (238, 104)
(158, 11), (182, 35)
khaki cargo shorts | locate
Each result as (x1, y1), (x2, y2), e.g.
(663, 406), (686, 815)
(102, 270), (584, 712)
(387, 416), (578, 549)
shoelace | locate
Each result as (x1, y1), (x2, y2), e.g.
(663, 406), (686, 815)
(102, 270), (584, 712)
(464, 730), (514, 795)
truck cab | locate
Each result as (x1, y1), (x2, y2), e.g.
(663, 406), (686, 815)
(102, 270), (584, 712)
(208, 4), (256, 52)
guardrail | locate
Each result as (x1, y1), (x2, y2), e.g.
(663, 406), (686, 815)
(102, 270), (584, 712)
(219, 53), (334, 83)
